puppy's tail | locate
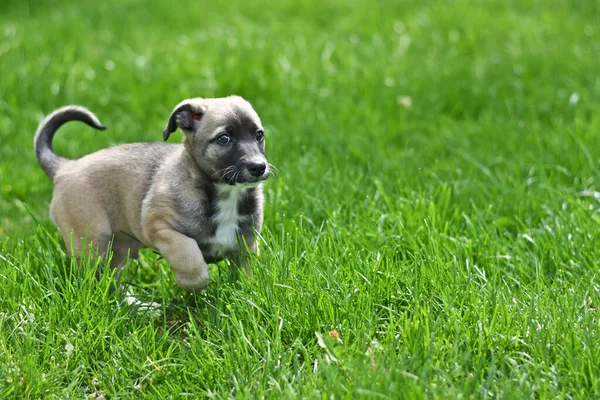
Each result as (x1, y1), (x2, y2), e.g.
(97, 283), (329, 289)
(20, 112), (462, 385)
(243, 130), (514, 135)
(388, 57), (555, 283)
(34, 106), (106, 179)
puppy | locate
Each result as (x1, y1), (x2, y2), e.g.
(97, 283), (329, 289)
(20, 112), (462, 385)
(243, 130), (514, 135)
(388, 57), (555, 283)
(34, 96), (269, 290)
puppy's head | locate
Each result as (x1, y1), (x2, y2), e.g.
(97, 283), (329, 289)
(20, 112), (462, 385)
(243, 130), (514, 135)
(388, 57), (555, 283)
(164, 96), (269, 186)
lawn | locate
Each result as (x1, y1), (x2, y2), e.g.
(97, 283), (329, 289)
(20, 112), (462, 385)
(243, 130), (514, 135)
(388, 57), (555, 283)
(1, 0), (600, 398)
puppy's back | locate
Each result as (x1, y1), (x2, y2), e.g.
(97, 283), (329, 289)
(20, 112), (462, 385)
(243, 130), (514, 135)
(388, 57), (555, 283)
(51, 142), (181, 236)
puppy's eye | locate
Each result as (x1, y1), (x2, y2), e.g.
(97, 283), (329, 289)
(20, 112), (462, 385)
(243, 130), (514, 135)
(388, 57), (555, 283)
(192, 113), (203, 121)
(255, 130), (264, 142)
(217, 134), (231, 144)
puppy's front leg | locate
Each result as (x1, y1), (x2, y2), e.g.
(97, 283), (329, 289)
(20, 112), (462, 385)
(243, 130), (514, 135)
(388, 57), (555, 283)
(231, 240), (259, 279)
(153, 228), (210, 291)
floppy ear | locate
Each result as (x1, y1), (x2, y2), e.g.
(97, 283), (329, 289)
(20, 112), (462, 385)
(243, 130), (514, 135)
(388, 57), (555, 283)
(163, 102), (204, 141)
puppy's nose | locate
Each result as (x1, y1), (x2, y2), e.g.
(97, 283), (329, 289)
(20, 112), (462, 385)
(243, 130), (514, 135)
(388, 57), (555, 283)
(247, 162), (266, 177)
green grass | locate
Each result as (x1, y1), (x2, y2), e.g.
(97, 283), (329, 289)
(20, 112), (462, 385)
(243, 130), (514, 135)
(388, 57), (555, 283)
(1, 0), (600, 397)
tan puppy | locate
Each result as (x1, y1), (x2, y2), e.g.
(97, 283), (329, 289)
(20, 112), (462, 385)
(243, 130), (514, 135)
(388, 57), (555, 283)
(34, 96), (269, 290)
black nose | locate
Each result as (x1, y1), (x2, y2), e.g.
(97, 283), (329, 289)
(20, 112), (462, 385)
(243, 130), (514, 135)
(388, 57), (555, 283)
(247, 162), (266, 177)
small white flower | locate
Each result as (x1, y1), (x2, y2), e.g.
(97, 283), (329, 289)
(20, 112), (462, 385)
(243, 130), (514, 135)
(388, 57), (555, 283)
(397, 96), (412, 109)
(135, 56), (146, 68)
(569, 92), (580, 105)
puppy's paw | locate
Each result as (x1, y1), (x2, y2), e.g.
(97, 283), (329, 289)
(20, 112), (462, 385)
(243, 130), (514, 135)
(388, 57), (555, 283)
(175, 270), (211, 292)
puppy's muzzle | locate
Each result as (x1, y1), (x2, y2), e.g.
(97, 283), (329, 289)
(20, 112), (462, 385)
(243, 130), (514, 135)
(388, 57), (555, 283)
(246, 161), (267, 178)
(235, 160), (269, 184)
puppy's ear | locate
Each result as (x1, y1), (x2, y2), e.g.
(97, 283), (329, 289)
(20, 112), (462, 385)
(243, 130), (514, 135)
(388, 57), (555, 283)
(163, 102), (204, 141)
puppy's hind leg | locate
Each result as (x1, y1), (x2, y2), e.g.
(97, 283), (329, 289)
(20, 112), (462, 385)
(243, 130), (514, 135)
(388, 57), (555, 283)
(110, 232), (143, 269)
(51, 193), (111, 258)
(59, 222), (112, 265)
(52, 200), (113, 280)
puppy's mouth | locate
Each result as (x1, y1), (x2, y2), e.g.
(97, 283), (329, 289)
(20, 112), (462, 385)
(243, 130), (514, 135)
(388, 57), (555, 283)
(219, 168), (270, 186)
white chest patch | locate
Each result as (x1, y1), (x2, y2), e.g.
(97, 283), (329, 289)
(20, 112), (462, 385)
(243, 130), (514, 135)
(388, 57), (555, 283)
(210, 185), (245, 253)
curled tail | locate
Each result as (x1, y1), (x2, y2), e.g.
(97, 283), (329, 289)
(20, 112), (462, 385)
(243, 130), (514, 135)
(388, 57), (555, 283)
(34, 106), (106, 179)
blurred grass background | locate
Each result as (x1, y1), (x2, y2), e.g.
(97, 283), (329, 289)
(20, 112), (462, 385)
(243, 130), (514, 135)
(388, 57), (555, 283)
(2, 0), (598, 237)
